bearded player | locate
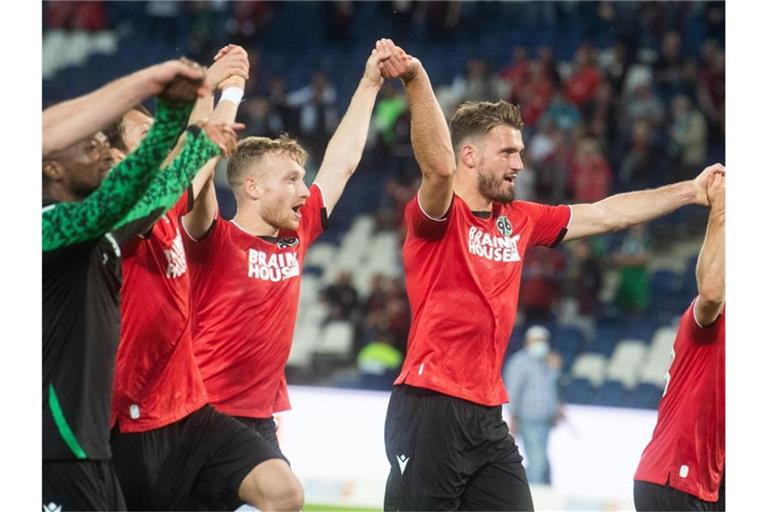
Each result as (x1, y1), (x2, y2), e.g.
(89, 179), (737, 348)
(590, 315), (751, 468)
(376, 38), (724, 510)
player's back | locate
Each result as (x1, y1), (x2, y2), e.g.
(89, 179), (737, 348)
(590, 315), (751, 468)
(635, 300), (725, 502)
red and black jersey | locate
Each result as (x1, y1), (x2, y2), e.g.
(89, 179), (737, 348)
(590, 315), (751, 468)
(112, 190), (208, 433)
(184, 184), (327, 418)
(395, 193), (571, 406)
(635, 300), (725, 502)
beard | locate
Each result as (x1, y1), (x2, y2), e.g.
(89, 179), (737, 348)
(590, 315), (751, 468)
(261, 200), (299, 232)
(478, 169), (516, 204)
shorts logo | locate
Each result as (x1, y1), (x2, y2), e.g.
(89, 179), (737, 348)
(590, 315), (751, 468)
(496, 215), (513, 236)
(43, 503), (62, 512)
(397, 454), (410, 474)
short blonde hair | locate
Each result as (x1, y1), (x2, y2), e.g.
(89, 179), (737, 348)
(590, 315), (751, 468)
(226, 133), (308, 186)
(449, 100), (524, 152)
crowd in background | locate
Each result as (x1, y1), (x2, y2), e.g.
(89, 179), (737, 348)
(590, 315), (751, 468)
(43, 0), (725, 383)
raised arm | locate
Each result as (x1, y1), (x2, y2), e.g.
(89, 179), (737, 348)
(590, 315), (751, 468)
(163, 44), (250, 166)
(42, 97), (194, 251)
(378, 39), (455, 219)
(43, 59), (210, 157)
(563, 163), (726, 242)
(693, 172), (725, 326)
(112, 123), (237, 242)
(182, 64), (248, 240)
(312, 43), (387, 216)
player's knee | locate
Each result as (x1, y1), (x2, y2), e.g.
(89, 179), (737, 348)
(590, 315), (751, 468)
(239, 459), (304, 511)
(262, 475), (304, 511)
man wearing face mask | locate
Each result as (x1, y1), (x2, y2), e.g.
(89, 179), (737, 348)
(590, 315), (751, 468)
(503, 326), (563, 486)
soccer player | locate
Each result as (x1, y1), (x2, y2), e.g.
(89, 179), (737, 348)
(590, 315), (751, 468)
(108, 46), (304, 511)
(375, 39), (725, 510)
(43, 61), (234, 511)
(634, 172), (725, 511)
(181, 43), (391, 464)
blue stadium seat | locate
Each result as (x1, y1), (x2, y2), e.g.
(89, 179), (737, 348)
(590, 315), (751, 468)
(633, 383), (664, 410)
(561, 377), (596, 406)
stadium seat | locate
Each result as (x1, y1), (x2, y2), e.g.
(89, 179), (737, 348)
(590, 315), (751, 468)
(570, 353), (607, 387)
(605, 339), (648, 389)
(595, 380), (630, 407)
(305, 242), (337, 268)
(314, 320), (355, 360)
(634, 383), (664, 410)
(288, 322), (321, 368)
(561, 377), (596, 405)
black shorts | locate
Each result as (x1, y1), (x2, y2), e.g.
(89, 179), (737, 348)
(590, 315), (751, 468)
(43, 459), (126, 511)
(232, 415), (285, 459)
(110, 404), (284, 511)
(634, 479), (723, 512)
(384, 384), (534, 511)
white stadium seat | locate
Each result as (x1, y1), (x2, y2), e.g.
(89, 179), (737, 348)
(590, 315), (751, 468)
(571, 353), (608, 387)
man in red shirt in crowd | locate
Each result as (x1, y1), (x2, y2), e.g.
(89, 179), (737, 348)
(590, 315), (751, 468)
(376, 38), (724, 510)
(109, 46), (306, 511)
(180, 41), (392, 477)
(634, 172), (725, 511)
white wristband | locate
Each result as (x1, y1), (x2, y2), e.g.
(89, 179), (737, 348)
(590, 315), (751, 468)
(219, 87), (244, 105)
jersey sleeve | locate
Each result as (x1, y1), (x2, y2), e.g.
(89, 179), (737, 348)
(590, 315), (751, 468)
(182, 207), (226, 264)
(519, 201), (571, 248)
(42, 99), (193, 252)
(298, 184), (330, 247)
(685, 299), (725, 344)
(404, 189), (454, 240)
(110, 127), (220, 245)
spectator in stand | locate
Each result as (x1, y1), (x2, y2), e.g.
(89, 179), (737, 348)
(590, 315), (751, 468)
(229, 0), (274, 44)
(562, 239), (604, 339)
(324, 1), (355, 42)
(531, 122), (569, 204)
(46, 0), (107, 31)
(668, 94), (708, 180)
(321, 271), (360, 323)
(542, 91), (582, 133)
(439, 58), (508, 114)
(618, 120), (661, 191)
(624, 82), (664, 131)
(568, 138), (612, 204)
(517, 61), (554, 126)
(536, 46), (561, 89)
(268, 77), (300, 135)
(613, 225), (652, 313)
(500, 45), (530, 100)
(565, 44), (602, 111)
(416, 0), (462, 41)
(654, 31), (684, 101)
(599, 42), (628, 94)
(374, 83), (408, 149)
(504, 326), (563, 485)
(286, 71), (339, 164)
(362, 275), (410, 353)
(240, 96), (284, 139)
(697, 45), (725, 143)
(519, 247), (565, 325)
(583, 82), (619, 151)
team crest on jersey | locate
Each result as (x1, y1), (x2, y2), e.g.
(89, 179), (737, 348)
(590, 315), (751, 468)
(496, 215), (513, 237)
(277, 237), (299, 249)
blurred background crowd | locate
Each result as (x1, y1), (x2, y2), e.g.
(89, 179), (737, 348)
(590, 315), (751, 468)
(42, 1), (725, 410)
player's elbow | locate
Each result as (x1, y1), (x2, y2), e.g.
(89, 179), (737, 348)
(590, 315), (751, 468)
(698, 283), (725, 306)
